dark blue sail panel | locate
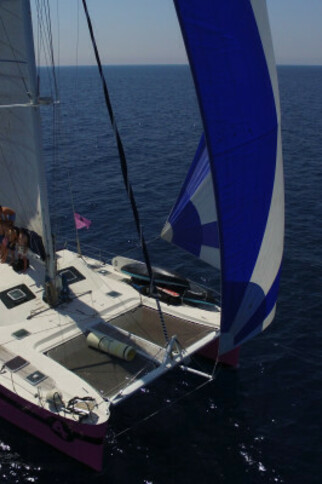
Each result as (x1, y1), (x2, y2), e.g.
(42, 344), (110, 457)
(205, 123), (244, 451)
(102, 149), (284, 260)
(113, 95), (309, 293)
(161, 134), (220, 266)
(234, 268), (281, 345)
(173, 0), (284, 351)
(171, 202), (219, 257)
(169, 135), (210, 225)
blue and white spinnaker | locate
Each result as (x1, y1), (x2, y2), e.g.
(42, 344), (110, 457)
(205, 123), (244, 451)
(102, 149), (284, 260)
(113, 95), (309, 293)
(162, 0), (284, 354)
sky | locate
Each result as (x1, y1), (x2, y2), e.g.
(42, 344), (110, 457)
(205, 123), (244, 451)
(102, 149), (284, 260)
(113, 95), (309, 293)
(34, 0), (322, 66)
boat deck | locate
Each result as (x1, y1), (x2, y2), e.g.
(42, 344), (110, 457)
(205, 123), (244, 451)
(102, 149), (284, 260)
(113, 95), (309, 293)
(0, 248), (220, 406)
(47, 305), (215, 400)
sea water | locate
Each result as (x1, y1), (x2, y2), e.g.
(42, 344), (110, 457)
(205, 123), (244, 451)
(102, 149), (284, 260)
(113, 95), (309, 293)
(0, 65), (321, 483)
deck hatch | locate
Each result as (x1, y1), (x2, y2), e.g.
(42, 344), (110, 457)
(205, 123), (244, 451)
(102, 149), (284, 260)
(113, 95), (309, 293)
(25, 370), (47, 385)
(58, 266), (85, 285)
(106, 291), (122, 298)
(12, 329), (31, 339)
(5, 356), (29, 372)
(0, 284), (36, 309)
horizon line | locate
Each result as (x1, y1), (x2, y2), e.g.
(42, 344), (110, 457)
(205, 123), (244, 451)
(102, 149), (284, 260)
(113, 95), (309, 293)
(38, 62), (322, 68)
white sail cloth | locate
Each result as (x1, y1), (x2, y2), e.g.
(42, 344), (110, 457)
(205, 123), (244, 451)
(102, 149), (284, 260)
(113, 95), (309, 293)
(0, 0), (48, 237)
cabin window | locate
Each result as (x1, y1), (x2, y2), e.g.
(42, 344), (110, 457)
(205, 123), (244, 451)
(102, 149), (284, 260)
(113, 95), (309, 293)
(0, 284), (36, 309)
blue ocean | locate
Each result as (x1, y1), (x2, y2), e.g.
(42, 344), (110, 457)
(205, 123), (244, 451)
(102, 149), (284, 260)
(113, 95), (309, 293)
(0, 65), (321, 483)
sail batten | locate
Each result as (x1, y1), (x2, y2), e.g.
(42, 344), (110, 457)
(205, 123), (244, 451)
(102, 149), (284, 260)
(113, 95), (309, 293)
(172, 0), (284, 353)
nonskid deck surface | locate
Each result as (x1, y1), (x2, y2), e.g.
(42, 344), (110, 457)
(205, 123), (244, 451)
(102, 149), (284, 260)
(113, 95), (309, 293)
(47, 305), (215, 399)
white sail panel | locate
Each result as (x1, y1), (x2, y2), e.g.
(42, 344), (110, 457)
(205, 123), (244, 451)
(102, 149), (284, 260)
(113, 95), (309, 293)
(161, 135), (220, 269)
(0, 0), (45, 236)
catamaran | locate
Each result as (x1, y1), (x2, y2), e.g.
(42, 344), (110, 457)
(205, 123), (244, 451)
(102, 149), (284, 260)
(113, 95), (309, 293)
(0, 0), (284, 470)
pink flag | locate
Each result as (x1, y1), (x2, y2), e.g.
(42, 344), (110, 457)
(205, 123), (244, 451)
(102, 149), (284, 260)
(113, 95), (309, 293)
(74, 213), (92, 230)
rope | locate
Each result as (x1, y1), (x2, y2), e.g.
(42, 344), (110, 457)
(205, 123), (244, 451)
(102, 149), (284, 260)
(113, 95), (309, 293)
(36, 0), (84, 256)
(81, 0), (169, 344)
(271, 342), (317, 365)
(66, 0), (83, 256)
(112, 361), (220, 440)
(34, 0), (62, 262)
(60, 233), (162, 258)
(35, 0), (58, 97)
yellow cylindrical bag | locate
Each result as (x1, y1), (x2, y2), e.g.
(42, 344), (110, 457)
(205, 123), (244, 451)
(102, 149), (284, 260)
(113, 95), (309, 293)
(86, 330), (136, 362)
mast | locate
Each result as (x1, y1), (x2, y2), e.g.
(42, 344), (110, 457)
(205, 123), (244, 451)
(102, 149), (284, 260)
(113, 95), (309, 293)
(23, 1), (57, 288)
(22, 1), (56, 270)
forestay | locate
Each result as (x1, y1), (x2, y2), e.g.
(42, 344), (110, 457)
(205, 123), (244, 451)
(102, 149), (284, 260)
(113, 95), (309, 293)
(166, 0), (284, 353)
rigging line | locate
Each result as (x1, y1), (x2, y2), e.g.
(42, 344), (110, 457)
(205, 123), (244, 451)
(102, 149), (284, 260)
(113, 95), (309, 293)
(273, 343), (318, 365)
(43, 0), (59, 99)
(52, 104), (61, 252)
(37, 1), (71, 247)
(81, 0), (169, 344)
(36, 0), (41, 68)
(61, 232), (161, 265)
(113, 365), (220, 440)
(50, 1), (83, 249)
(67, 0), (84, 255)
(101, 364), (159, 404)
(76, 0), (80, 69)
(55, 0), (61, 74)
(50, 65), (64, 244)
(35, 0), (59, 107)
(35, 0), (54, 95)
(67, 166), (82, 256)
(38, 3), (60, 249)
(38, 1), (54, 73)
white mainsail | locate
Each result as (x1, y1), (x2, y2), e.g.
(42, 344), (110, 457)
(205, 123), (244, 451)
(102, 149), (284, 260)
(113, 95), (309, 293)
(0, 0), (55, 279)
(1, 0), (46, 235)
